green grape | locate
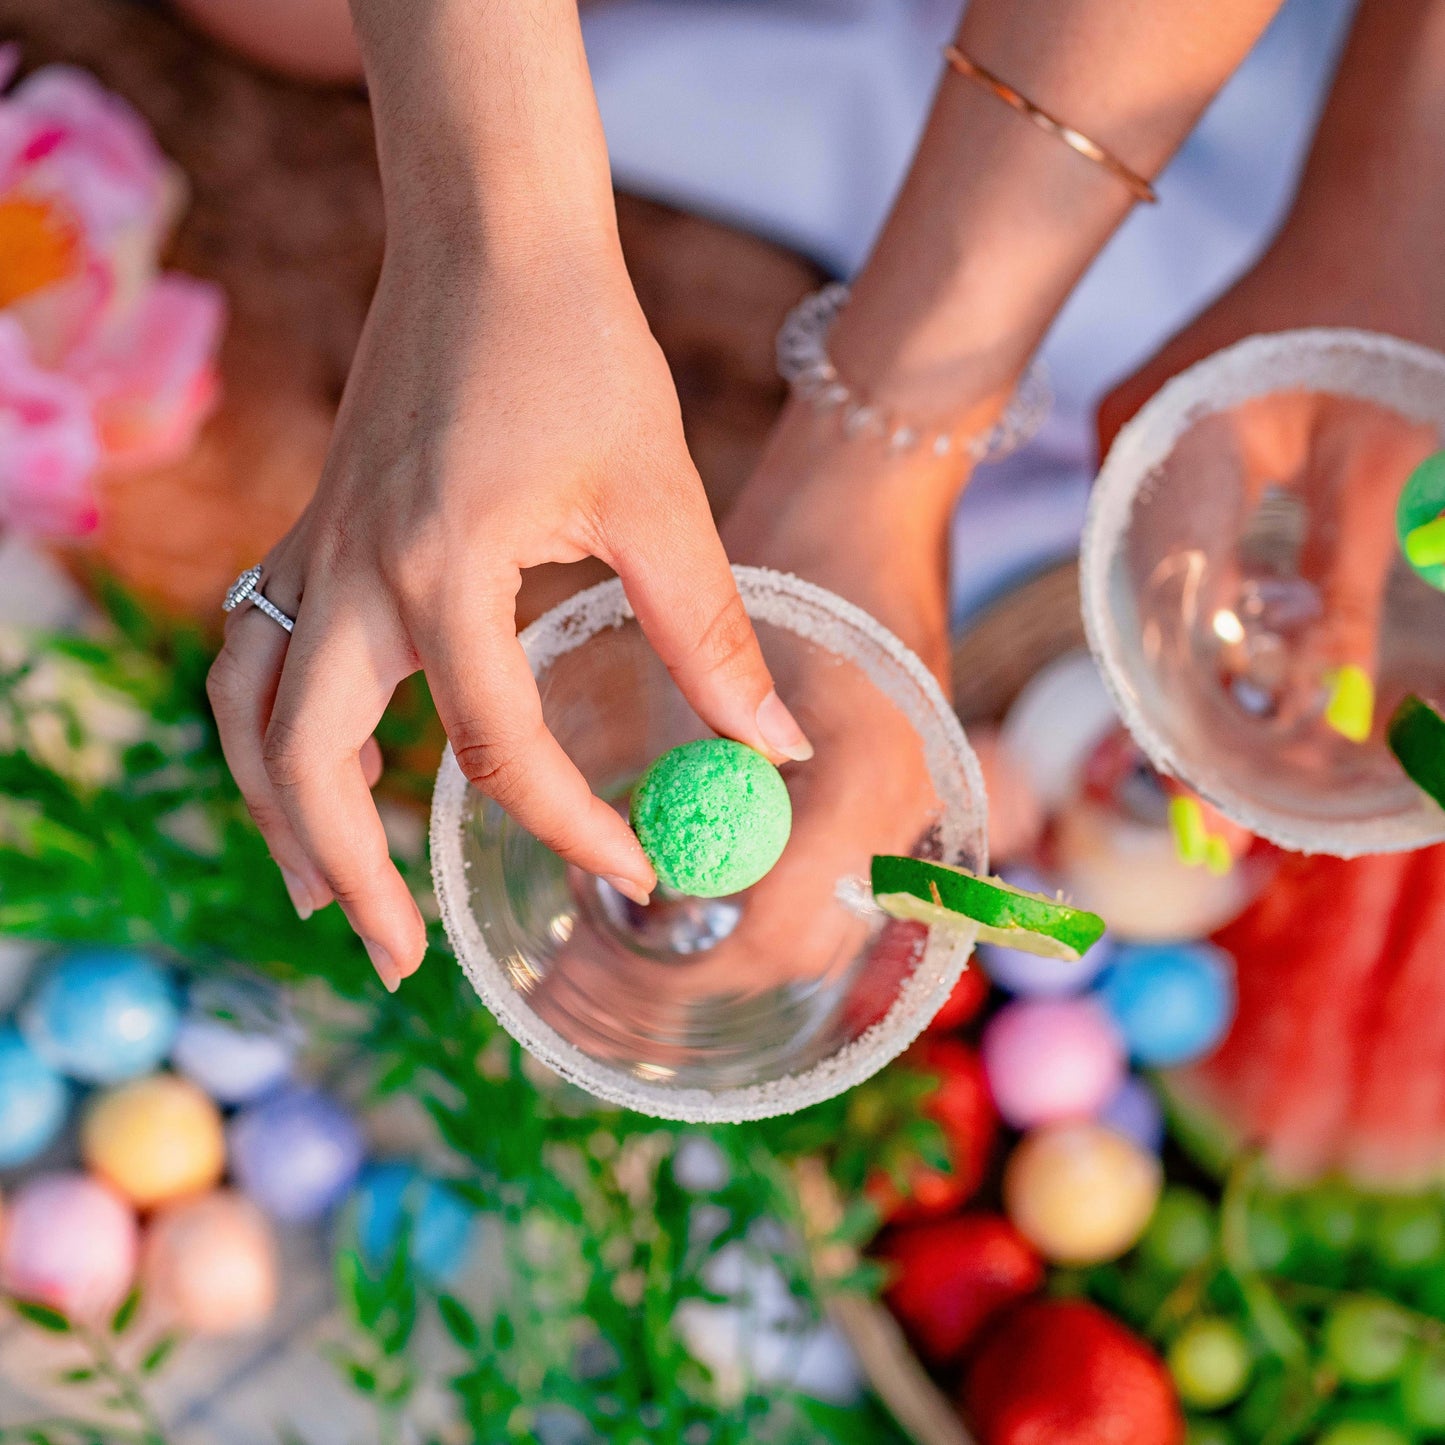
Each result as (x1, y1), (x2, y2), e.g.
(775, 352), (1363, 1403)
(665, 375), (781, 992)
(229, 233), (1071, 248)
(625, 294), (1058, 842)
(1184, 1420), (1236, 1445)
(1168, 1317), (1252, 1409)
(1300, 1183), (1364, 1257)
(1399, 1344), (1445, 1431)
(1322, 1295), (1414, 1386)
(1245, 1195), (1295, 1273)
(1370, 1196), (1444, 1274)
(1314, 1423), (1412, 1445)
(1142, 1188), (1216, 1274)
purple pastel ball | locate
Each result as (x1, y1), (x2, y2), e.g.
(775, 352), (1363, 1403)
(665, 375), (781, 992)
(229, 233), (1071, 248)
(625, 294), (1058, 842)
(981, 995), (1126, 1129)
(229, 1087), (365, 1223)
(1098, 1075), (1165, 1153)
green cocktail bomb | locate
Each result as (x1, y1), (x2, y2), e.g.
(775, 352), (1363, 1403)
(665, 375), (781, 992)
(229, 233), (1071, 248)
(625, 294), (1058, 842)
(1398, 450), (1445, 591)
(630, 738), (793, 897)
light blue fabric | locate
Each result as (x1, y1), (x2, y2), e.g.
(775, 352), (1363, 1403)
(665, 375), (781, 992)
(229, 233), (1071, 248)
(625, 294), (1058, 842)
(583, 0), (1359, 618)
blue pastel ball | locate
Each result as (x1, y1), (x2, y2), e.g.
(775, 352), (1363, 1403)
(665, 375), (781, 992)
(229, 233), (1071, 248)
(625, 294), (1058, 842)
(352, 1162), (477, 1285)
(1098, 1074), (1165, 1153)
(20, 949), (179, 1084)
(1096, 942), (1235, 1068)
(0, 1025), (68, 1168)
(229, 1087), (365, 1223)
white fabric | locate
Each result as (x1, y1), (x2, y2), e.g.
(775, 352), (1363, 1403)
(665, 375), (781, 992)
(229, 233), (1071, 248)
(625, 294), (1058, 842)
(582, 0), (1359, 618)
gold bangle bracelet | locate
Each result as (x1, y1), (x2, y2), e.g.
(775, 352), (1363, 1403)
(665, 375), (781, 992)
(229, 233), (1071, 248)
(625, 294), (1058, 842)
(943, 45), (1158, 205)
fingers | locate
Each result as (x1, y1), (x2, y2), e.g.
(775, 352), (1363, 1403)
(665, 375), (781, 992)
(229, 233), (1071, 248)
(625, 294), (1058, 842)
(416, 588), (657, 903)
(612, 479), (813, 765)
(262, 606), (427, 989)
(208, 597), (336, 922)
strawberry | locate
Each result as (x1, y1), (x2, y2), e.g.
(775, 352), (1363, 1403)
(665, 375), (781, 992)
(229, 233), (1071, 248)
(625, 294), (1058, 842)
(928, 954), (990, 1034)
(880, 1213), (1042, 1367)
(868, 1037), (998, 1222)
(962, 1299), (1184, 1445)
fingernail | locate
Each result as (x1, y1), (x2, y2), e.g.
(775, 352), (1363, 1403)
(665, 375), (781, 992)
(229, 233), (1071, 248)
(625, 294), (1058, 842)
(363, 938), (401, 993)
(756, 690), (814, 762)
(1404, 515), (1445, 569)
(1325, 664), (1374, 743)
(279, 867), (314, 921)
(1203, 834), (1234, 877)
(1168, 796), (1207, 868)
(605, 874), (652, 908)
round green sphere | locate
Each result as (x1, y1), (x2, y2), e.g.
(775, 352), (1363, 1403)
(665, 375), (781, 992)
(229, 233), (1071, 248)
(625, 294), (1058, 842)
(1168, 1317), (1252, 1410)
(630, 739), (792, 898)
(1323, 1295), (1412, 1386)
(1397, 450), (1445, 592)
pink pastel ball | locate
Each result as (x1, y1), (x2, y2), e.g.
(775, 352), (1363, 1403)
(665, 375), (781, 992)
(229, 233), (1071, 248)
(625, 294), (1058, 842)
(0, 1172), (138, 1322)
(142, 1190), (278, 1336)
(981, 996), (1125, 1129)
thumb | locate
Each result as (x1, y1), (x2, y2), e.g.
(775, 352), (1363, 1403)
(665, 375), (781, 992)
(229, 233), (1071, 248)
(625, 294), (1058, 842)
(613, 480), (813, 765)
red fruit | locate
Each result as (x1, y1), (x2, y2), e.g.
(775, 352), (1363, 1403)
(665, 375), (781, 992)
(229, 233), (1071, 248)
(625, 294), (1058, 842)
(868, 1037), (998, 1222)
(963, 1299), (1184, 1445)
(880, 1213), (1042, 1367)
(928, 953), (990, 1034)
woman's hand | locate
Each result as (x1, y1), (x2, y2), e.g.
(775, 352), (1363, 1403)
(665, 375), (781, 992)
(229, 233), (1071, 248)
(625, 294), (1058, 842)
(207, 232), (810, 991)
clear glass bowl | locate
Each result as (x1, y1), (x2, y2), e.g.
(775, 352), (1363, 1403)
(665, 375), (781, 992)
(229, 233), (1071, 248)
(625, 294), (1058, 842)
(1082, 329), (1445, 856)
(430, 567), (987, 1122)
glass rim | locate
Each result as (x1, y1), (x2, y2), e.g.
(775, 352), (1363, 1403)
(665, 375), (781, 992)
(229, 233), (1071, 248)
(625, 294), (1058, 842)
(429, 564), (989, 1123)
(1080, 326), (1445, 857)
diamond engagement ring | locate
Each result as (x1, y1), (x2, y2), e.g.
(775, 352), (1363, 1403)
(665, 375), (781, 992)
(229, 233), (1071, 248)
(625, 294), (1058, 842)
(223, 566), (296, 634)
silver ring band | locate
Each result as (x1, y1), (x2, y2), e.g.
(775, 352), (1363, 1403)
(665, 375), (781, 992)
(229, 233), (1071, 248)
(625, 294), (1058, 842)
(223, 565), (296, 634)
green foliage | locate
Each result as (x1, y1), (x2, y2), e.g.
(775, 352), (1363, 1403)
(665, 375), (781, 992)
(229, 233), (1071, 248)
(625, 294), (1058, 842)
(0, 604), (927, 1444)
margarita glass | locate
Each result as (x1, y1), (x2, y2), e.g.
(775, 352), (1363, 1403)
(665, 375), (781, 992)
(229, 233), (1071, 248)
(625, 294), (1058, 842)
(430, 567), (987, 1123)
(1082, 329), (1445, 857)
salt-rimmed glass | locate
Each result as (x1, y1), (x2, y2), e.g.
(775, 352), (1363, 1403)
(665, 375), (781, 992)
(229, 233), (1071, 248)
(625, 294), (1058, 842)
(430, 566), (987, 1122)
(1082, 329), (1445, 857)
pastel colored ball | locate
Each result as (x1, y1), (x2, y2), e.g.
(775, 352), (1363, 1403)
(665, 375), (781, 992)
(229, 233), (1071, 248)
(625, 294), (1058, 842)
(1004, 1122), (1162, 1265)
(142, 1190), (278, 1335)
(1098, 1075), (1166, 1153)
(981, 996), (1125, 1129)
(20, 949), (179, 1084)
(0, 1172), (138, 1321)
(630, 739), (792, 897)
(352, 1162), (477, 1285)
(171, 1013), (295, 1106)
(1097, 942), (1236, 1067)
(0, 1025), (68, 1168)
(82, 1074), (226, 1209)
(230, 1087), (365, 1223)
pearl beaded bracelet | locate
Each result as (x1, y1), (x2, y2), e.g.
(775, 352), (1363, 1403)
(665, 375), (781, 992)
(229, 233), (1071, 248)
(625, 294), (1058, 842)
(776, 282), (1051, 463)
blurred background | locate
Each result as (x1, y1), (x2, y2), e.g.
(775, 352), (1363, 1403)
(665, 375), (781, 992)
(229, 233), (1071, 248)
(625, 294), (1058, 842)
(2, 2), (1443, 1444)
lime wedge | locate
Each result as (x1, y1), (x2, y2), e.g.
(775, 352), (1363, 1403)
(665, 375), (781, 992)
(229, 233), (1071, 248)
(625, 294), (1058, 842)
(870, 855), (1106, 961)
(1387, 693), (1445, 810)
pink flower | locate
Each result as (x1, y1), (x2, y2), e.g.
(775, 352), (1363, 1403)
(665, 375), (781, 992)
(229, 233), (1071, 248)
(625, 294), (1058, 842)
(0, 315), (101, 536)
(0, 55), (225, 537)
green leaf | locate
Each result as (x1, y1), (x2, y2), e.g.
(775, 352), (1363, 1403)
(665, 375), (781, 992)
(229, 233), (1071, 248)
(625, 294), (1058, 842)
(110, 1287), (142, 1336)
(58, 1367), (98, 1384)
(140, 1333), (178, 1374)
(345, 1362), (379, 1395)
(12, 1300), (72, 1333)
(436, 1294), (481, 1350)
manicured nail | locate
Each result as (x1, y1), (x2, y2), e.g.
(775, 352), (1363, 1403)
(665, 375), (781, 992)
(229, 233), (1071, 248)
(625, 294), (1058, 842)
(279, 867), (314, 921)
(1203, 834), (1234, 877)
(756, 690), (814, 762)
(1404, 515), (1445, 569)
(1168, 796), (1207, 868)
(1325, 664), (1374, 743)
(605, 874), (652, 908)
(363, 938), (401, 993)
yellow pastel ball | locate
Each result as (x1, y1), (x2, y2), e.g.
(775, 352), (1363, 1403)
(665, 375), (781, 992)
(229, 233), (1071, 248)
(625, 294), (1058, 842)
(82, 1074), (225, 1209)
(143, 1190), (277, 1335)
(1004, 1121), (1162, 1265)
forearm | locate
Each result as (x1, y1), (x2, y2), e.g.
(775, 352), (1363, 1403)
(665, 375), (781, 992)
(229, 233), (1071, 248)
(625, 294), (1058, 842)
(830, 0), (1285, 419)
(1276, 0), (1445, 334)
(350, 0), (619, 262)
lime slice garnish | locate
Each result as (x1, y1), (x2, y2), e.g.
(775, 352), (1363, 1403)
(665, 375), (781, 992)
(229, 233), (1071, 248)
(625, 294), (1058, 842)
(1387, 693), (1445, 810)
(870, 855), (1106, 961)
